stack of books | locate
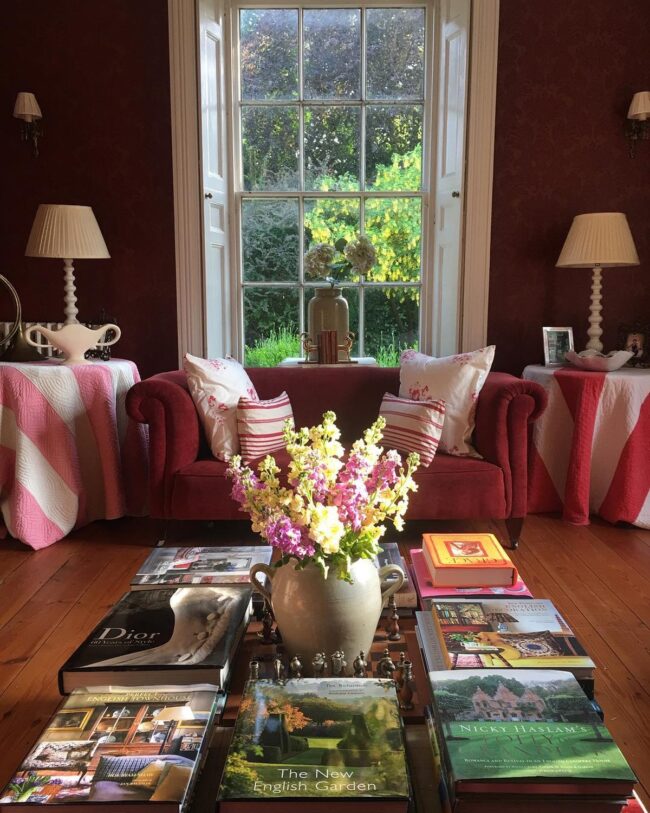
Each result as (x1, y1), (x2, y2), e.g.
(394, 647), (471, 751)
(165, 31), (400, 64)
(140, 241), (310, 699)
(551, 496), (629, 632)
(411, 531), (637, 811)
(427, 668), (636, 812)
(0, 545), (273, 810)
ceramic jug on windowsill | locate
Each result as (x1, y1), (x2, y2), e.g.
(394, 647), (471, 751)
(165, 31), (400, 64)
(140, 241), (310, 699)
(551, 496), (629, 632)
(26, 323), (121, 365)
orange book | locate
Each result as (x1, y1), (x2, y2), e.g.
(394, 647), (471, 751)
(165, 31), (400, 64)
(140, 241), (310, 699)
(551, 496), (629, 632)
(422, 533), (518, 587)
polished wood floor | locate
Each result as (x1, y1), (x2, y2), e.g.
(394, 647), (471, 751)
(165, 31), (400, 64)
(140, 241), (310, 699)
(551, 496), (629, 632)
(0, 514), (648, 807)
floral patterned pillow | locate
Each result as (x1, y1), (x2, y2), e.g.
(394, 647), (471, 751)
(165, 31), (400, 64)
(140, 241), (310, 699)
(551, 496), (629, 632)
(398, 346), (495, 457)
(183, 353), (258, 461)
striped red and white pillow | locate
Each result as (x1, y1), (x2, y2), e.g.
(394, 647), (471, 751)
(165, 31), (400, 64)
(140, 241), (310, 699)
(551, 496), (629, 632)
(237, 392), (294, 463)
(379, 393), (446, 466)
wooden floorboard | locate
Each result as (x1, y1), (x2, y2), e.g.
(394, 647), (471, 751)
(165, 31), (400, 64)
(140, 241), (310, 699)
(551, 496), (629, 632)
(0, 514), (648, 809)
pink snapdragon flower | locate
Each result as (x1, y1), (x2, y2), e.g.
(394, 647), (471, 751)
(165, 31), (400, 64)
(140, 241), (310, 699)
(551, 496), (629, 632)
(265, 514), (315, 558)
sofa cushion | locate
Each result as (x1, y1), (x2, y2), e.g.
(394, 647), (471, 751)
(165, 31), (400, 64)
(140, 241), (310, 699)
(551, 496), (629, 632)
(171, 450), (506, 521)
(184, 353), (258, 461)
(379, 392), (445, 466)
(237, 391), (294, 463)
(399, 347), (495, 458)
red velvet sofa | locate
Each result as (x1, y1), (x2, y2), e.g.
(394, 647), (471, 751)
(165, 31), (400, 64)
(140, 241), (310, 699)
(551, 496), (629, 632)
(126, 366), (547, 548)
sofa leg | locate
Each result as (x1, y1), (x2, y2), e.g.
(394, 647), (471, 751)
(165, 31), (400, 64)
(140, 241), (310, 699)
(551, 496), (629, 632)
(504, 517), (525, 550)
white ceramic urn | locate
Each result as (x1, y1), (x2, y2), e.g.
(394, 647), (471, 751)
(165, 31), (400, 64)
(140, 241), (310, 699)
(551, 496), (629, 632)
(250, 557), (404, 676)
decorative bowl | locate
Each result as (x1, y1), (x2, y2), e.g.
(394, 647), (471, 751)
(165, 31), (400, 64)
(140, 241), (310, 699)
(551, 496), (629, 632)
(565, 350), (633, 372)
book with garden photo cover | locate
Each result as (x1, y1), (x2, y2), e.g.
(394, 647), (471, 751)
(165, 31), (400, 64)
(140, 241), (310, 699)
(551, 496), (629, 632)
(429, 670), (636, 800)
(218, 679), (410, 812)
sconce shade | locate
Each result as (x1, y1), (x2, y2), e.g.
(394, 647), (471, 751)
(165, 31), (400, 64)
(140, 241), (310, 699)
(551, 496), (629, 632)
(13, 92), (42, 122)
(25, 205), (110, 260)
(628, 91), (650, 121)
(556, 213), (639, 268)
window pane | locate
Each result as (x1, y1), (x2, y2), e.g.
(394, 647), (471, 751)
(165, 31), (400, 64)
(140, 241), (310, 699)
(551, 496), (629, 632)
(366, 105), (423, 191)
(364, 287), (419, 365)
(304, 198), (360, 283)
(365, 198), (421, 284)
(244, 287), (300, 366)
(366, 8), (425, 100)
(303, 9), (360, 100)
(241, 106), (299, 191)
(242, 199), (299, 282)
(304, 106), (360, 191)
(304, 286), (359, 358)
(240, 9), (298, 100)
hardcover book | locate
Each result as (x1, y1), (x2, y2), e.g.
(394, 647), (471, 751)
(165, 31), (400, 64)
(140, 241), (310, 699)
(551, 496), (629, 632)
(429, 669), (636, 799)
(218, 678), (410, 812)
(0, 685), (221, 811)
(131, 546), (272, 588)
(375, 543), (417, 609)
(59, 586), (252, 693)
(422, 533), (518, 588)
(430, 599), (595, 680)
(412, 550), (532, 599)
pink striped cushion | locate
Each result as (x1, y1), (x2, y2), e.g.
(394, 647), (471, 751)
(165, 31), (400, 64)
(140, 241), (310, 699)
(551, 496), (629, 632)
(379, 393), (446, 466)
(237, 392), (294, 464)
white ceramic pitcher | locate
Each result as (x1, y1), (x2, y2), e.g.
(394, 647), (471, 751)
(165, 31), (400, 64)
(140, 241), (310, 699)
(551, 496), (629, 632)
(26, 323), (121, 365)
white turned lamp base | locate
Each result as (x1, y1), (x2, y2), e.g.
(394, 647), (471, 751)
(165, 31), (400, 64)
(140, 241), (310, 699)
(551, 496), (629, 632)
(63, 258), (79, 325)
(585, 265), (603, 353)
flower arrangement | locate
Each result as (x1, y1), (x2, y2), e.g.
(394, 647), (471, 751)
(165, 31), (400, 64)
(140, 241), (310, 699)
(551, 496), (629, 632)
(228, 412), (419, 581)
(7, 774), (55, 801)
(304, 235), (377, 287)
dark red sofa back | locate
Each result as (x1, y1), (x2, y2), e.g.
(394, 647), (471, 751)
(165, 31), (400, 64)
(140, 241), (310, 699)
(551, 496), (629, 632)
(247, 366), (400, 442)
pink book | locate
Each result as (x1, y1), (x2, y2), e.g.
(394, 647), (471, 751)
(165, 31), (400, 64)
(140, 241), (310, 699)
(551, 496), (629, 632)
(411, 548), (533, 599)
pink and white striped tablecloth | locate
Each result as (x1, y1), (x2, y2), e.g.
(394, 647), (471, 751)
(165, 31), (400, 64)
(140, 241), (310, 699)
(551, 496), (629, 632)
(524, 365), (650, 529)
(0, 359), (148, 549)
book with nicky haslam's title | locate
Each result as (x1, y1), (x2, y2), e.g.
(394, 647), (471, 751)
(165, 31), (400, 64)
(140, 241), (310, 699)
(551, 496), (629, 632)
(59, 585), (251, 693)
(0, 685), (221, 811)
(429, 669), (636, 802)
(422, 533), (518, 588)
(218, 678), (411, 812)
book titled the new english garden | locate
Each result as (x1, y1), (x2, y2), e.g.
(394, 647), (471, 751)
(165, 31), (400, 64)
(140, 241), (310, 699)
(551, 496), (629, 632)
(218, 678), (410, 812)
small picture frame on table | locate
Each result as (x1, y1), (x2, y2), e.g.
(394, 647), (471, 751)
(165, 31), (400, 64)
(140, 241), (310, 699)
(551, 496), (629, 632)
(618, 322), (649, 368)
(542, 326), (574, 366)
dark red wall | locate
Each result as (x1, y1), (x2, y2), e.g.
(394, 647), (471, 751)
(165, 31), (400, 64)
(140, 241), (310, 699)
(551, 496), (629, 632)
(0, 0), (177, 379)
(488, 0), (650, 375)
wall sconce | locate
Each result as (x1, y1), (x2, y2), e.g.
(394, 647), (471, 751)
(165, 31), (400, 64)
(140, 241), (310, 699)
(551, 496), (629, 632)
(626, 91), (650, 158)
(13, 92), (43, 157)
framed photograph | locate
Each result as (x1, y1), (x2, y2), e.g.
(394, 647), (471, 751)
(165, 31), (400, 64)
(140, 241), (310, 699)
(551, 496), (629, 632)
(618, 321), (649, 367)
(542, 326), (574, 366)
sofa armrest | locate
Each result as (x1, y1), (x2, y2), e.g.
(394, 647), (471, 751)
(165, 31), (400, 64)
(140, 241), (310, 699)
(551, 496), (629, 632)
(126, 371), (200, 518)
(474, 372), (547, 518)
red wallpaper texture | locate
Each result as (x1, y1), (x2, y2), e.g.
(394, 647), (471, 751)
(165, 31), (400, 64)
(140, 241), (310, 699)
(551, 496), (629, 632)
(0, 0), (177, 379)
(488, 0), (650, 374)
(2, 2), (647, 379)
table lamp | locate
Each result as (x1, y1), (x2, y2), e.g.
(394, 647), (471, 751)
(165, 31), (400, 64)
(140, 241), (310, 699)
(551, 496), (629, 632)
(556, 212), (639, 353)
(25, 204), (110, 325)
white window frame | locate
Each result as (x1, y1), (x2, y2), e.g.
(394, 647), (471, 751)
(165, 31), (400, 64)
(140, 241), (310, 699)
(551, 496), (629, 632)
(227, 0), (434, 359)
(168, 0), (499, 363)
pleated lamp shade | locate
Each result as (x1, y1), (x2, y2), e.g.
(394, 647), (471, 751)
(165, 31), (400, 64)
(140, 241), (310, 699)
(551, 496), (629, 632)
(13, 92), (42, 122)
(556, 213), (639, 268)
(25, 204), (110, 260)
(628, 91), (650, 121)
